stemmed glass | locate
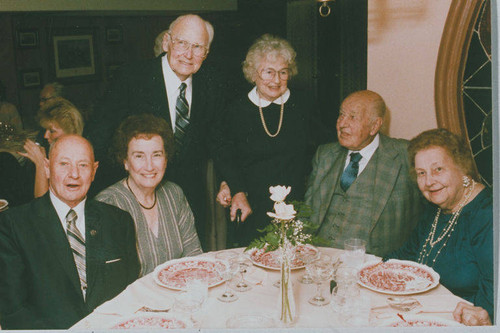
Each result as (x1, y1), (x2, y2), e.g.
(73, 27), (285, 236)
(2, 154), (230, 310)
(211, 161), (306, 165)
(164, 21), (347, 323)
(215, 252), (240, 302)
(306, 254), (335, 306)
(298, 247), (319, 284)
(331, 266), (368, 326)
(174, 272), (208, 327)
(233, 253), (252, 292)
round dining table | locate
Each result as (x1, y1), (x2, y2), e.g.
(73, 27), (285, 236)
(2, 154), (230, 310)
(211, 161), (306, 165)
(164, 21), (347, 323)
(71, 247), (467, 330)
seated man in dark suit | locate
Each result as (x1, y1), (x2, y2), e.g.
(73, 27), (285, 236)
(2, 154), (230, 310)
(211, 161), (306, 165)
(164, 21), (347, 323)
(0, 135), (140, 329)
(305, 90), (422, 257)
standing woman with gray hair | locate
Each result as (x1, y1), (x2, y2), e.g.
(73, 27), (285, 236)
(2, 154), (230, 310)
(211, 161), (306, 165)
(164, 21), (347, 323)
(214, 34), (312, 247)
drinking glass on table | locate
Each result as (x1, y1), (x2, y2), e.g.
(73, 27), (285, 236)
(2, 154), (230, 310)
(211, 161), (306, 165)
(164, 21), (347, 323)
(307, 254), (335, 306)
(344, 238), (366, 269)
(298, 246), (319, 284)
(215, 252), (240, 302)
(233, 253), (253, 292)
(174, 272), (209, 327)
(331, 266), (369, 326)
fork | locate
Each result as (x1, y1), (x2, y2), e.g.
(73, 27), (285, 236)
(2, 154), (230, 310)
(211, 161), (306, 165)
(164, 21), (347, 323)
(135, 306), (171, 313)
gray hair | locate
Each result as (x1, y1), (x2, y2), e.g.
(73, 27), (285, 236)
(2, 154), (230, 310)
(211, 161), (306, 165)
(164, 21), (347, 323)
(242, 34), (298, 84)
(168, 14), (214, 48)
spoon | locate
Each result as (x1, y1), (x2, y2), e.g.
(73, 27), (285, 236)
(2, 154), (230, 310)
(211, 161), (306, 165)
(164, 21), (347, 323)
(387, 297), (422, 312)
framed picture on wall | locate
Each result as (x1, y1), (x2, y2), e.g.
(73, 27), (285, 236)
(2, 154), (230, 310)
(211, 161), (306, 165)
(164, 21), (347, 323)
(20, 69), (41, 88)
(106, 26), (123, 43)
(17, 29), (39, 48)
(50, 28), (100, 82)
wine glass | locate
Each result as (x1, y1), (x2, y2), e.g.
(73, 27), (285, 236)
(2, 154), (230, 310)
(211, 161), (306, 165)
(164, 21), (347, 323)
(298, 247), (319, 284)
(232, 253), (252, 292)
(174, 273), (208, 327)
(306, 254), (335, 306)
(215, 252), (240, 302)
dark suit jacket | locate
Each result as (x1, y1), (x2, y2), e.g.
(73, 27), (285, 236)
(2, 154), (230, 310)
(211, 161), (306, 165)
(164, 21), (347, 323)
(305, 134), (422, 256)
(0, 194), (140, 329)
(85, 57), (227, 224)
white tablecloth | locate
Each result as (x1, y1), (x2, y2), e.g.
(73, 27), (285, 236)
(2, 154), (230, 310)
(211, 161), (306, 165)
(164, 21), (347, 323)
(72, 247), (466, 330)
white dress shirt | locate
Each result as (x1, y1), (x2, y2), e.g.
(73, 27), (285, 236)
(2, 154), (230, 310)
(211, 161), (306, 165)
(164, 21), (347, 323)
(161, 55), (193, 131)
(248, 86), (290, 106)
(49, 190), (86, 240)
(343, 133), (380, 176)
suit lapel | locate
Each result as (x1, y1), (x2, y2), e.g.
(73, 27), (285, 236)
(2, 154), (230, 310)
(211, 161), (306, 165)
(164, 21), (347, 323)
(318, 145), (347, 225)
(150, 57), (171, 124)
(84, 200), (102, 302)
(369, 135), (402, 232)
(34, 194), (83, 296)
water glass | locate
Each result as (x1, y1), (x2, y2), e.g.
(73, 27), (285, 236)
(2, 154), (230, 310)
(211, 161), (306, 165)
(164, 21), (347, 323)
(215, 252), (239, 302)
(344, 238), (366, 269)
(306, 254), (335, 306)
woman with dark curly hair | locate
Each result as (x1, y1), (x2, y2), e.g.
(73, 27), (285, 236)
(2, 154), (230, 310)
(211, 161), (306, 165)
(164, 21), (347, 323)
(387, 128), (493, 321)
(96, 114), (201, 276)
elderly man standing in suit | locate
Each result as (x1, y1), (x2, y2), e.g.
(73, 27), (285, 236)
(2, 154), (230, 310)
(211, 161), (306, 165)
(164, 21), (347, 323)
(86, 14), (225, 249)
(305, 90), (421, 257)
(0, 135), (139, 329)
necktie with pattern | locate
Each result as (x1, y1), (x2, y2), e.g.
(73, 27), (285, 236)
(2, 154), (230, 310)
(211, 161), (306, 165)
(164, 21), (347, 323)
(340, 152), (362, 191)
(66, 209), (87, 298)
(174, 82), (190, 148)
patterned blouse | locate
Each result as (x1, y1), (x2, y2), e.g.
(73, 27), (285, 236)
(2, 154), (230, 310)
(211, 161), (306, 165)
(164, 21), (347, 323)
(96, 179), (202, 276)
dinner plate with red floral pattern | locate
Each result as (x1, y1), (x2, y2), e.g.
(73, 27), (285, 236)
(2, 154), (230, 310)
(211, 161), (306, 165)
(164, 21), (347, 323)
(247, 244), (319, 270)
(380, 314), (463, 327)
(358, 259), (440, 295)
(153, 257), (226, 290)
(111, 314), (192, 329)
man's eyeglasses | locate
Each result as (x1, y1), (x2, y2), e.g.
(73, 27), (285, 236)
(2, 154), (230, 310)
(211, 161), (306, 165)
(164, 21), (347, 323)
(169, 33), (208, 58)
(258, 68), (291, 81)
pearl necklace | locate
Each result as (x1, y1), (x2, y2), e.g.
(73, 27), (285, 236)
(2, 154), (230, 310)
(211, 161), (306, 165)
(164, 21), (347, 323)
(126, 177), (157, 210)
(258, 95), (284, 138)
(418, 180), (476, 267)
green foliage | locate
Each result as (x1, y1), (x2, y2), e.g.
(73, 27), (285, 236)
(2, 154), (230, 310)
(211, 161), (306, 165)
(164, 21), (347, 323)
(245, 202), (321, 252)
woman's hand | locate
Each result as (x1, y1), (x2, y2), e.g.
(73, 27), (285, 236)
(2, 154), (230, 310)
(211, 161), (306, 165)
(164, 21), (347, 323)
(19, 139), (49, 198)
(453, 302), (491, 326)
(18, 139), (46, 165)
(216, 181), (232, 207)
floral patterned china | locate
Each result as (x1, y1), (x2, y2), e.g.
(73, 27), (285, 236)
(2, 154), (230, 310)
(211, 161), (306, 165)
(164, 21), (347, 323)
(358, 259), (439, 295)
(153, 257), (227, 290)
(247, 244), (319, 270)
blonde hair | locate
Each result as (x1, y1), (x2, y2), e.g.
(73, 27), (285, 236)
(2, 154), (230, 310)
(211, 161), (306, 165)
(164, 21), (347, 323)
(38, 98), (84, 135)
(154, 30), (169, 57)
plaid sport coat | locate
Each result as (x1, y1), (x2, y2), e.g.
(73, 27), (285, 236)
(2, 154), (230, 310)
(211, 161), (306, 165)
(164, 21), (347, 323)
(305, 134), (422, 257)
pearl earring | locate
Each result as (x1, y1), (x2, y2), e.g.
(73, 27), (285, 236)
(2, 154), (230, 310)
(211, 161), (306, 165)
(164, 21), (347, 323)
(462, 176), (471, 187)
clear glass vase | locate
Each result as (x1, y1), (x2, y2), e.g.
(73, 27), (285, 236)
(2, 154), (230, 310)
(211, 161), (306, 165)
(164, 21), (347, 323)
(278, 244), (296, 326)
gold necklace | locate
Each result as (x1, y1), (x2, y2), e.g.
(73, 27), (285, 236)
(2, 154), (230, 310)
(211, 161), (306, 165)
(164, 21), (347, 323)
(258, 95), (284, 138)
(418, 180), (476, 266)
(126, 177), (157, 210)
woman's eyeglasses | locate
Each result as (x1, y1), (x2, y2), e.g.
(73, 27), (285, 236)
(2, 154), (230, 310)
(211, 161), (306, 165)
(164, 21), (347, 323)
(258, 68), (291, 81)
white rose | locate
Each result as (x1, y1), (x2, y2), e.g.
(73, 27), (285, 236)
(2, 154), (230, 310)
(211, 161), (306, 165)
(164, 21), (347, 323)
(267, 202), (296, 220)
(269, 185), (291, 202)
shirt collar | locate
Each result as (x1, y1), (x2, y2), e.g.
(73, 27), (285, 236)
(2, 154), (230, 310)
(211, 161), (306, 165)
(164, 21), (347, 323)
(347, 133), (380, 160)
(162, 54), (193, 93)
(248, 86), (290, 107)
(49, 190), (86, 228)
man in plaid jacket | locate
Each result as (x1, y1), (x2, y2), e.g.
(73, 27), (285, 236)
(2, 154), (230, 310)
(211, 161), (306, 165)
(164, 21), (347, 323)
(305, 90), (422, 257)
